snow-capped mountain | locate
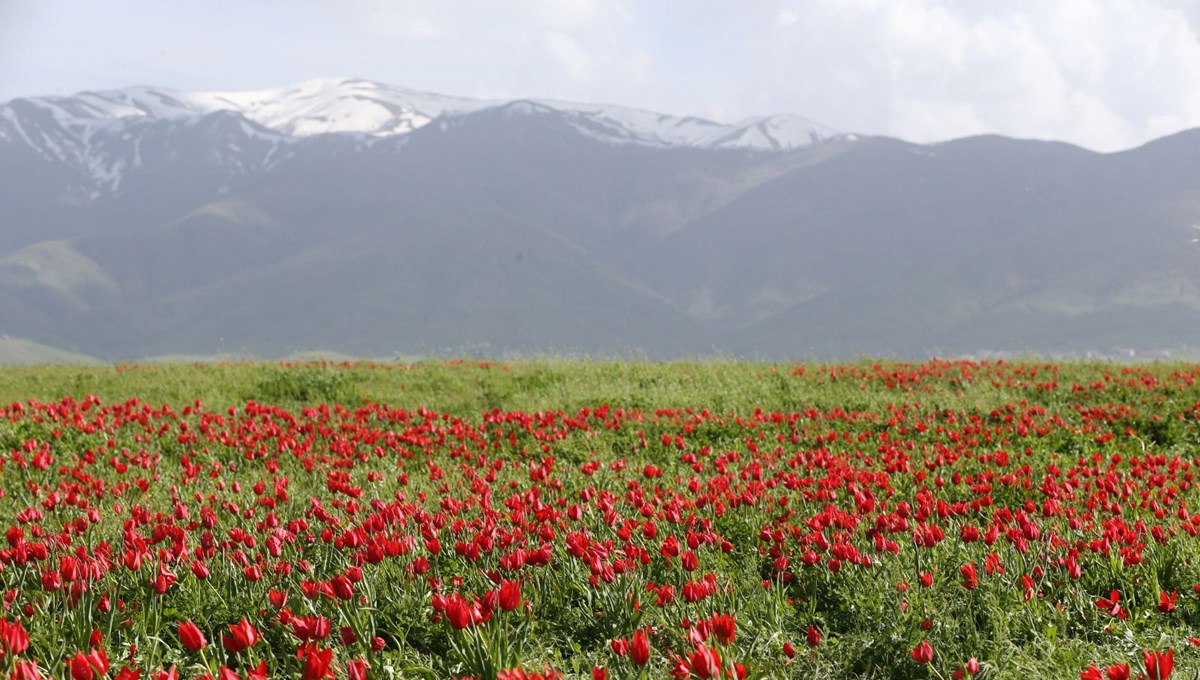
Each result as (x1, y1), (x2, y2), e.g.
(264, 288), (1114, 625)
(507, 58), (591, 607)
(2, 77), (838, 152)
(0, 97), (290, 196)
(4, 76), (1200, 363)
(0, 78), (841, 198)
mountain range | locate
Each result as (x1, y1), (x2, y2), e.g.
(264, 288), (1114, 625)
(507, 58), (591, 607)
(1, 77), (1197, 362)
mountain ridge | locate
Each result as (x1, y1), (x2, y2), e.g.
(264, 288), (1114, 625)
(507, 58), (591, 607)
(3, 77), (840, 155)
(1, 80), (1198, 361)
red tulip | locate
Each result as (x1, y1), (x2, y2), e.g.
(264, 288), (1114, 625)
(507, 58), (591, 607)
(499, 580), (522, 612)
(806, 625), (821, 648)
(1157, 592), (1177, 614)
(1095, 590), (1127, 620)
(681, 551), (699, 571)
(661, 536), (680, 558)
(630, 629), (650, 666)
(960, 563), (978, 590)
(152, 563), (176, 595)
(984, 552), (1004, 576)
(298, 644), (333, 680)
(60, 557), (81, 582)
(1105, 663), (1130, 680)
(178, 621), (206, 653)
(292, 615), (331, 641)
(88, 648), (109, 675)
(911, 640), (934, 664)
(69, 649), (107, 680)
(222, 619), (260, 653)
(443, 594), (474, 630)
(0, 619), (30, 657)
(1143, 649), (1173, 680)
(12, 660), (44, 680)
(331, 574), (354, 600)
(1022, 574), (1037, 602)
(611, 637), (629, 656)
(1080, 666), (1103, 680)
(70, 654), (95, 680)
(709, 614), (735, 646)
(687, 645), (721, 679)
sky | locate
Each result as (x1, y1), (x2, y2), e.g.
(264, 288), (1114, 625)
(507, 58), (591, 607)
(3, 0), (1200, 152)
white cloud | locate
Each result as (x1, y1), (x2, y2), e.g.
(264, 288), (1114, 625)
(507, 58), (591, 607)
(527, 0), (608, 30)
(544, 31), (594, 79)
(759, 0), (1200, 150)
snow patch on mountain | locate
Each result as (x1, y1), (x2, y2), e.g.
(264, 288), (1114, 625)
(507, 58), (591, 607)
(534, 98), (729, 148)
(179, 78), (489, 137)
(4, 77), (838, 150)
(0, 78), (844, 195)
(700, 114), (841, 150)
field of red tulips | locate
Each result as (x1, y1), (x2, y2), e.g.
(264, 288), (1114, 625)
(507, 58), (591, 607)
(1, 359), (1199, 679)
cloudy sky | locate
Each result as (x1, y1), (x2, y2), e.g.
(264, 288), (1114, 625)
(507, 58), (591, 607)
(3, 0), (1200, 151)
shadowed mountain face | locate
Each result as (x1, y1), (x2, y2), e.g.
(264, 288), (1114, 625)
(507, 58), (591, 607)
(2, 82), (1199, 360)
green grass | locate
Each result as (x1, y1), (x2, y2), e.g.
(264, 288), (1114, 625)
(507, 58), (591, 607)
(0, 357), (1114, 414)
(0, 359), (1198, 679)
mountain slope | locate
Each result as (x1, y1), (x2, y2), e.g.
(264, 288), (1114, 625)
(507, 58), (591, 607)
(1, 80), (1198, 360)
(682, 133), (1200, 357)
(0, 337), (101, 365)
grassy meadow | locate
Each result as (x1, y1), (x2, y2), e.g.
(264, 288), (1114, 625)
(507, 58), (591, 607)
(0, 359), (1197, 679)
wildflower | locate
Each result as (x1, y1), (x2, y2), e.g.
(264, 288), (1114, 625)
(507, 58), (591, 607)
(222, 619), (260, 653)
(0, 619), (30, 657)
(1143, 649), (1173, 680)
(499, 580), (522, 612)
(178, 621), (206, 653)
(297, 644), (333, 680)
(1095, 590), (1127, 620)
(1157, 592), (1177, 614)
(709, 614), (735, 645)
(13, 660), (45, 680)
(630, 629), (650, 666)
(960, 563), (978, 590)
(912, 640), (934, 664)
